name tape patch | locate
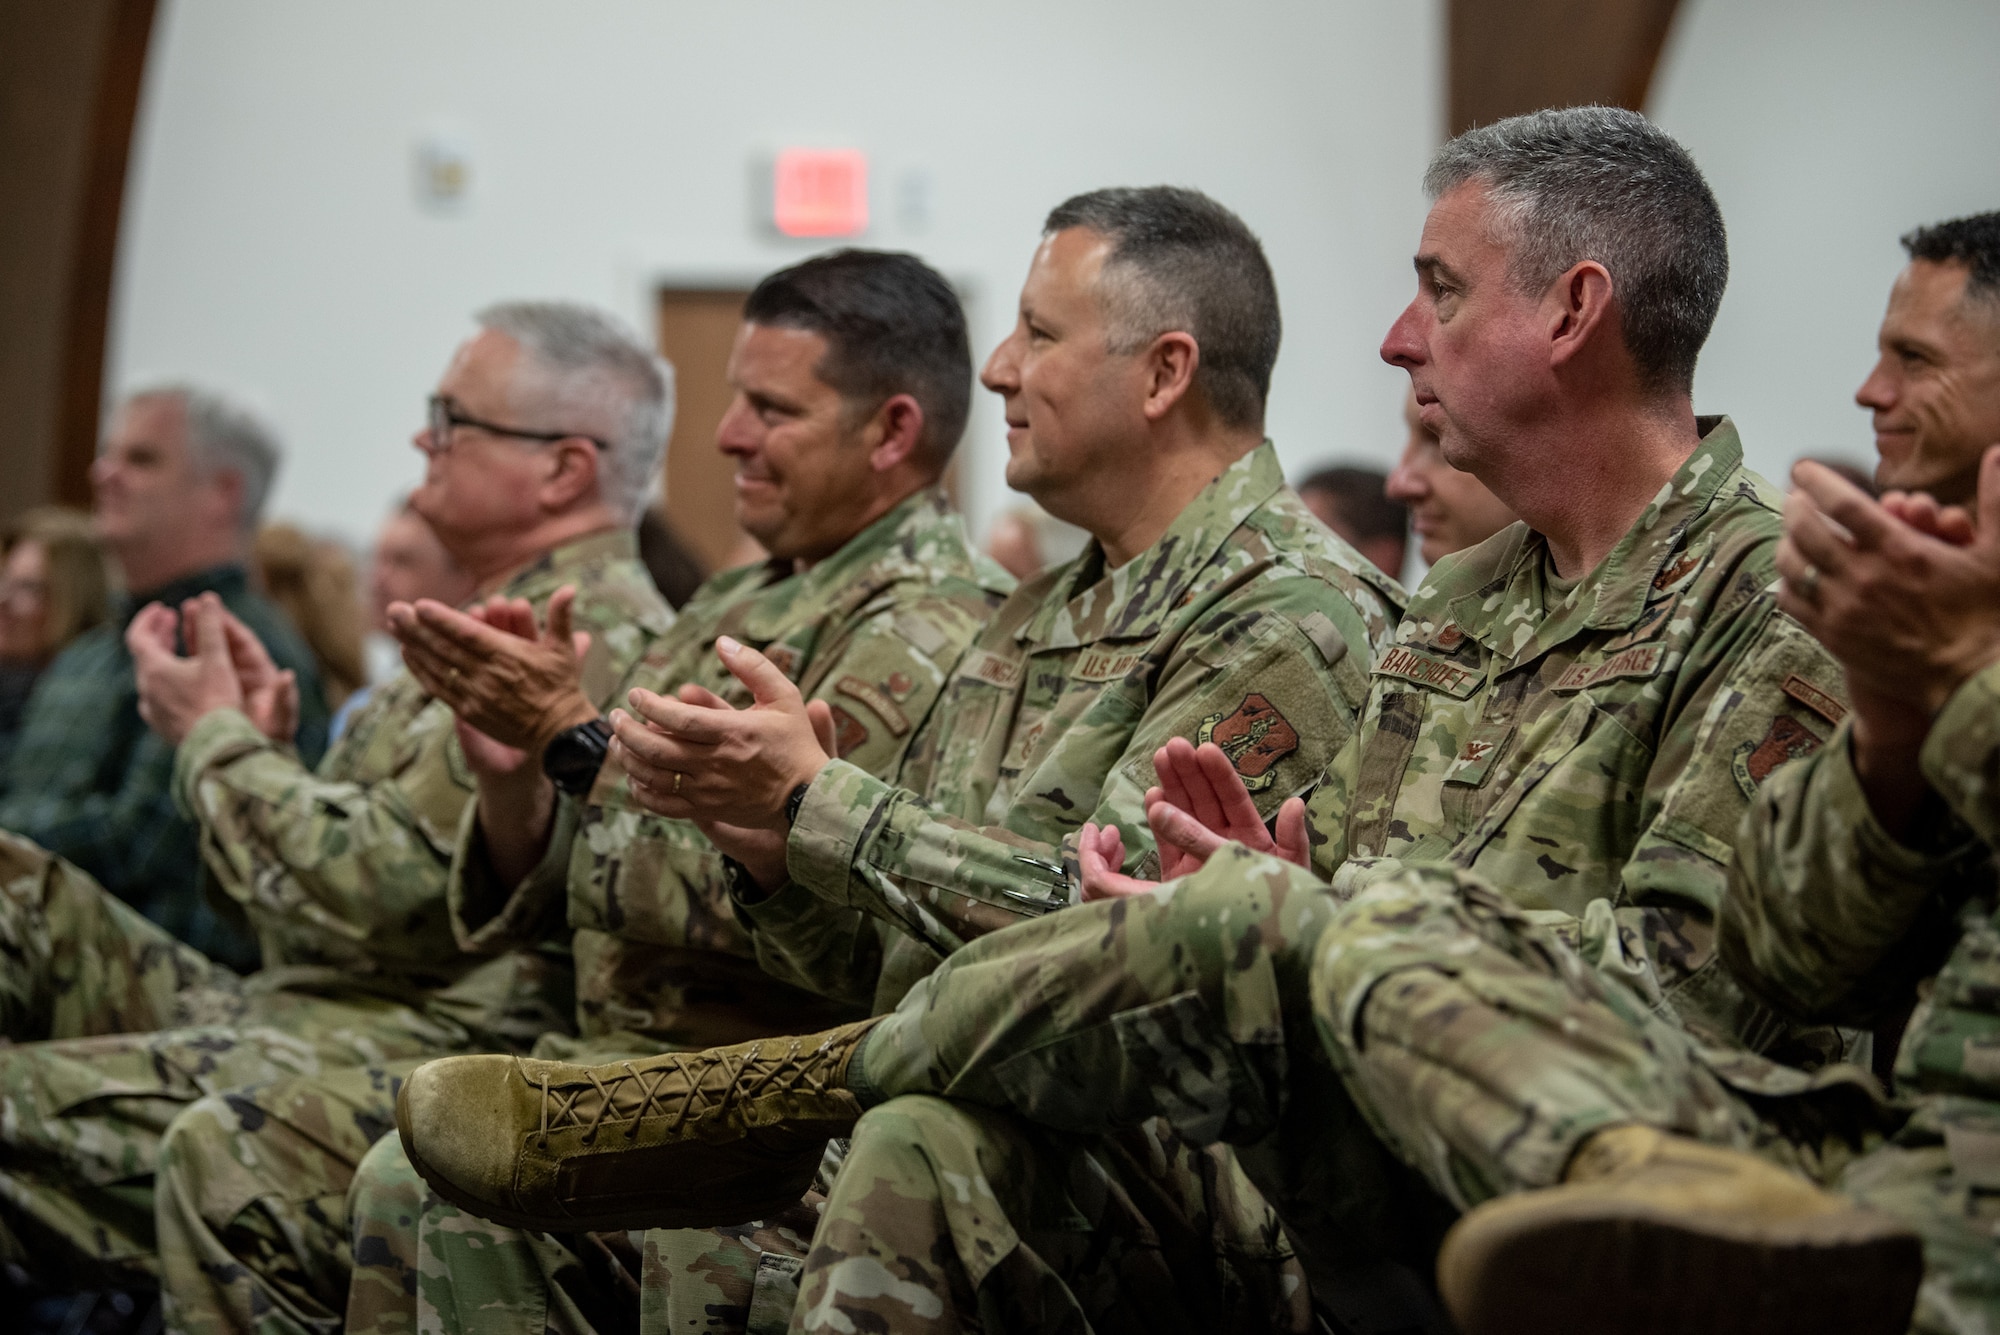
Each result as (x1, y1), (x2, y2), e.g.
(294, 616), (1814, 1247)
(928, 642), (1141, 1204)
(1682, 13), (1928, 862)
(1552, 643), (1666, 692)
(958, 649), (1023, 690)
(1781, 673), (1848, 726)
(1374, 646), (1483, 699)
(1074, 647), (1145, 682)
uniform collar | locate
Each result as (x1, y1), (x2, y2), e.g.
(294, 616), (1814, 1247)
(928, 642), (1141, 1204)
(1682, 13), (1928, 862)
(1445, 416), (1743, 661)
(497, 528), (640, 603)
(1022, 441), (1284, 650)
(738, 487), (960, 641)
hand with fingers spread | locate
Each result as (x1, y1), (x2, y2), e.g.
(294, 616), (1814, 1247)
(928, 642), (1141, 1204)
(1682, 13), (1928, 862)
(609, 636), (831, 830)
(129, 592), (275, 745)
(386, 585), (599, 755)
(1146, 737), (1312, 876)
(1778, 450), (2000, 716)
(1778, 449), (2000, 834)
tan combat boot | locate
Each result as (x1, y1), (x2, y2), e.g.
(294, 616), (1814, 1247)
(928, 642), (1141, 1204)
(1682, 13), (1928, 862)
(397, 1018), (880, 1232)
(1436, 1125), (1922, 1335)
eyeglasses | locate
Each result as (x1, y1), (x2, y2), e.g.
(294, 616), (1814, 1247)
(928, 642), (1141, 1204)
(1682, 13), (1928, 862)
(426, 396), (609, 452)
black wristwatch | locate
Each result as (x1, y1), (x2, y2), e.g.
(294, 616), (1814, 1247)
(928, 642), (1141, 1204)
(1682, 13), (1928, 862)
(542, 718), (613, 797)
(785, 780), (811, 826)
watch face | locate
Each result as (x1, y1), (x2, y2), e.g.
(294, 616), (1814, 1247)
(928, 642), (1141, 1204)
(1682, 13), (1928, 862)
(545, 720), (610, 794)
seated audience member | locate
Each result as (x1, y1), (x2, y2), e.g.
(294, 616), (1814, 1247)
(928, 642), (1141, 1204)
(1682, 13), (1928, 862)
(0, 508), (112, 773)
(0, 301), (672, 1299)
(1297, 462), (1408, 577)
(329, 499), (478, 739)
(394, 110), (1885, 1335)
(253, 521), (368, 711)
(1386, 383), (1518, 568)
(0, 385), (327, 967)
(1856, 210), (2000, 504)
(249, 247), (1021, 1335)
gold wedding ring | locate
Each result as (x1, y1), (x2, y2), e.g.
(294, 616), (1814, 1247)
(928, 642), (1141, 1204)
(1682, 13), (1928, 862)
(1797, 564), (1821, 601)
(673, 771), (683, 796)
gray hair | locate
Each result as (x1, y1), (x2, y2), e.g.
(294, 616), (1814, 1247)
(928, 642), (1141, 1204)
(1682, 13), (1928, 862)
(1425, 106), (1728, 395)
(476, 301), (675, 524)
(121, 383), (281, 531)
(1043, 186), (1281, 431)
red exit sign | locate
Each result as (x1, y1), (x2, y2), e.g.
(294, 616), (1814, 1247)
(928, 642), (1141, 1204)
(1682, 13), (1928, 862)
(773, 148), (868, 237)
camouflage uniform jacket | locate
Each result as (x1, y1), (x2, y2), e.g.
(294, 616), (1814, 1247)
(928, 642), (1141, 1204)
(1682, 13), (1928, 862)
(1305, 418), (1849, 1054)
(779, 442), (1403, 1008)
(449, 489), (1014, 1046)
(1722, 659), (2000, 1104)
(172, 531), (668, 1001)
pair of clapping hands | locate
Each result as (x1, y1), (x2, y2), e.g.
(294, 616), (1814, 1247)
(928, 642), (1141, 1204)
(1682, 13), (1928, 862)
(1777, 448), (2000, 720)
(383, 591), (840, 887)
(128, 593), (301, 747)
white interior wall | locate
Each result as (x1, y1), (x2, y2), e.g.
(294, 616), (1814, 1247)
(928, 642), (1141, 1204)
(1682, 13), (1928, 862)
(108, 0), (1444, 552)
(1651, 0), (2000, 487)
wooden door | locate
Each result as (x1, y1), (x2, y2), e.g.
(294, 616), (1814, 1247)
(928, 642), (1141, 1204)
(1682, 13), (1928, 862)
(656, 289), (753, 572)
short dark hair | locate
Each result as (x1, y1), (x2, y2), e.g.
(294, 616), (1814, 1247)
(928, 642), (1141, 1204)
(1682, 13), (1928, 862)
(1902, 211), (2000, 307)
(1426, 106), (1728, 396)
(1297, 465), (1407, 543)
(1043, 186), (1281, 431)
(743, 250), (971, 466)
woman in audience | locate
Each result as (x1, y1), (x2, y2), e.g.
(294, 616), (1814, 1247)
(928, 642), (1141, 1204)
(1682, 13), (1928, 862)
(0, 508), (114, 771)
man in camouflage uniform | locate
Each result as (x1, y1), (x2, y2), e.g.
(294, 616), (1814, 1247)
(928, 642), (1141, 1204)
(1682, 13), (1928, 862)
(0, 302), (673, 1304)
(396, 186), (1402, 1334)
(395, 112), (1891, 1334)
(162, 250), (1012, 1335)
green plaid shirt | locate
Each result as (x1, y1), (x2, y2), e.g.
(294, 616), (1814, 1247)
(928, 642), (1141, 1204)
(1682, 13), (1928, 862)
(0, 563), (328, 966)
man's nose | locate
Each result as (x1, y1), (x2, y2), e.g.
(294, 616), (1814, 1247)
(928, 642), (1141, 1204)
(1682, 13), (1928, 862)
(980, 333), (1022, 392)
(1854, 359), (1896, 412)
(1381, 301), (1426, 368)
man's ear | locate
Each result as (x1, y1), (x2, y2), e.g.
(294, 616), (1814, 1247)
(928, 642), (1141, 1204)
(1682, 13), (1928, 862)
(866, 393), (928, 474)
(1546, 260), (1617, 371)
(540, 438), (604, 511)
(1141, 331), (1200, 422)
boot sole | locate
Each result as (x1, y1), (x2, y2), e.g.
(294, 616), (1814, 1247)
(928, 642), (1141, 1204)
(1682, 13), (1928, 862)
(1438, 1191), (1923, 1335)
(396, 1077), (821, 1234)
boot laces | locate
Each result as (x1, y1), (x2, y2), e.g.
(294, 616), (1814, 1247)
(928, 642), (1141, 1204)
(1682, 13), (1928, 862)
(532, 1033), (839, 1148)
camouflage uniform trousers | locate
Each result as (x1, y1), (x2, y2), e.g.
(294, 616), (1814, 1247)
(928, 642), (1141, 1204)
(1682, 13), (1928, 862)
(833, 844), (1912, 1325)
(0, 984), (481, 1295)
(0, 827), (238, 1044)
(1311, 859), (1993, 1335)
(153, 1028), (634, 1335)
(344, 1106), (1301, 1335)
(343, 1126), (815, 1335)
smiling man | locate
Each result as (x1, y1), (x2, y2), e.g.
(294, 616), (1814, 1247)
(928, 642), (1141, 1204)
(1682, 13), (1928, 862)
(1857, 211), (2000, 505)
(187, 251), (1017, 1335)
